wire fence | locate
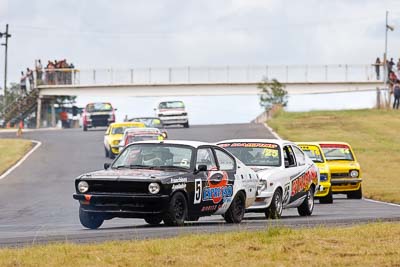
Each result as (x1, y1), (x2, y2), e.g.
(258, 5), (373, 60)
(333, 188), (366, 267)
(36, 64), (382, 87)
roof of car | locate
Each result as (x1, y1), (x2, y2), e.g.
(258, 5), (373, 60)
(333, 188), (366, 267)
(109, 121), (146, 128)
(128, 140), (214, 148)
(217, 139), (293, 146)
(316, 141), (351, 146)
(296, 141), (323, 147)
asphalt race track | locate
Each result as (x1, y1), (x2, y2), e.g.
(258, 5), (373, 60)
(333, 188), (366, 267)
(0, 123), (399, 247)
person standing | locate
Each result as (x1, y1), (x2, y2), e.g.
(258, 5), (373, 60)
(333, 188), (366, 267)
(393, 81), (400, 109)
(26, 68), (34, 90)
(389, 58), (395, 72)
(20, 71), (27, 95)
(59, 108), (69, 128)
(374, 57), (381, 80)
(35, 59), (43, 84)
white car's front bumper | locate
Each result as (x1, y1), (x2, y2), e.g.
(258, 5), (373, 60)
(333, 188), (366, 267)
(159, 115), (188, 125)
(246, 190), (274, 210)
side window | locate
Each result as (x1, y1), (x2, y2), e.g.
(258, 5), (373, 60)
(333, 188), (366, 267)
(283, 145), (297, 168)
(214, 149), (235, 171)
(292, 146), (306, 166)
(196, 148), (217, 170)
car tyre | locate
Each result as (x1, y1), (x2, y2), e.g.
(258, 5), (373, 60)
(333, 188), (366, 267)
(224, 191), (245, 224)
(109, 146), (115, 159)
(79, 207), (104, 229)
(319, 187), (333, 204)
(163, 192), (188, 226)
(297, 187), (314, 216)
(347, 185), (362, 199)
(144, 216), (163, 225)
(105, 147), (109, 158)
(183, 122), (189, 128)
(265, 189), (283, 219)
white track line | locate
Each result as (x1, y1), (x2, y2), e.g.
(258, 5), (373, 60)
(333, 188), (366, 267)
(263, 122), (281, 139)
(363, 198), (400, 208)
(0, 140), (42, 180)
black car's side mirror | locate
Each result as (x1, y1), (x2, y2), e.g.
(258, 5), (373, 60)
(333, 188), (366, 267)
(104, 163), (110, 170)
(194, 164), (207, 174)
(284, 160), (290, 168)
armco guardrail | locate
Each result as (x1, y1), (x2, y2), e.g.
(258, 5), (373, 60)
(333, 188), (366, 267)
(38, 64), (381, 86)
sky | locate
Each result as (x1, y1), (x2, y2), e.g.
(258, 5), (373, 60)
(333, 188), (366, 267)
(0, 0), (398, 124)
(1, 0), (400, 85)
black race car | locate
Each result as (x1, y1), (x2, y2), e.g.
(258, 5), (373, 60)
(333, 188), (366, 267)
(73, 140), (258, 229)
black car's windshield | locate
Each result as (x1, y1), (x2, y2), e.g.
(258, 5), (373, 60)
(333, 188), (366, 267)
(320, 144), (354, 161)
(298, 145), (324, 163)
(86, 103), (112, 112)
(219, 142), (281, 167)
(159, 101), (184, 109)
(113, 144), (193, 170)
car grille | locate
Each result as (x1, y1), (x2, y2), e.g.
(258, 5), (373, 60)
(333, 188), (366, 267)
(87, 180), (150, 194)
(331, 172), (350, 179)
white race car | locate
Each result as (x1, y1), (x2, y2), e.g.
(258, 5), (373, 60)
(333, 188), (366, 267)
(217, 139), (320, 219)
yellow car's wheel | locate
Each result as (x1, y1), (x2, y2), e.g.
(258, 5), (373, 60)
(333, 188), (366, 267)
(319, 187), (333, 204)
(347, 185), (362, 199)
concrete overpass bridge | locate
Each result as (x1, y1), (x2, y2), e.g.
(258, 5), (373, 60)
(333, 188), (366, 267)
(3, 64), (385, 128)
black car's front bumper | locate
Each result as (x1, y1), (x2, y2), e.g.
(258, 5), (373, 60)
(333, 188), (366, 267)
(73, 193), (170, 218)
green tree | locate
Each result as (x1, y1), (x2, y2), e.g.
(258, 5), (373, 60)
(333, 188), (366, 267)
(258, 78), (288, 111)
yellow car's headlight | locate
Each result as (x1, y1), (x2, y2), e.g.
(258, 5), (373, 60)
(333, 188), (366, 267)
(112, 140), (120, 145)
(350, 170), (359, 178)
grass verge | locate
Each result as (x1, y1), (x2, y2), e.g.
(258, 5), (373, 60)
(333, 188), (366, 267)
(0, 139), (33, 176)
(0, 222), (399, 266)
(268, 109), (400, 203)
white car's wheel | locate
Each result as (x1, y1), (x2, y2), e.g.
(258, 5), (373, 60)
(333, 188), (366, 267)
(265, 189), (283, 219)
(297, 187), (314, 216)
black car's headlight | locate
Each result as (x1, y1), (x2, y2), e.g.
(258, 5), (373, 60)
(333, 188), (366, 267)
(181, 112), (187, 116)
(78, 181), (89, 193)
(320, 173), (328, 181)
(148, 183), (160, 194)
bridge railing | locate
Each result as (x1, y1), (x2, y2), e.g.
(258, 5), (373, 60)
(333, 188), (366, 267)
(38, 64), (381, 87)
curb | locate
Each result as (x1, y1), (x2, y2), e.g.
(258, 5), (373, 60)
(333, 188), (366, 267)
(0, 140), (42, 180)
(364, 198), (400, 208)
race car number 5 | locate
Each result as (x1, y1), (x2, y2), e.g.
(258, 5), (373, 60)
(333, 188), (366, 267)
(194, 179), (202, 204)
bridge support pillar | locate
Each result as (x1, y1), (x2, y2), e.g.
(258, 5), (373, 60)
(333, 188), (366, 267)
(36, 96), (42, 129)
(50, 99), (56, 127)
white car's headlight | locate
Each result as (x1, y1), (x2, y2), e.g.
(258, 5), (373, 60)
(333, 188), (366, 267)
(148, 183), (160, 194)
(257, 180), (268, 194)
(350, 170), (359, 178)
(78, 181), (89, 193)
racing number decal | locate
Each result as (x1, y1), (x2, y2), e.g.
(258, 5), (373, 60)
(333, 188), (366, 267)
(194, 179), (202, 204)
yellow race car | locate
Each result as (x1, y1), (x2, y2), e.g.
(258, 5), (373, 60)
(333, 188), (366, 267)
(318, 142), (362, 199)
(297, 142), (333, 204)
(104, 121), (145, 159)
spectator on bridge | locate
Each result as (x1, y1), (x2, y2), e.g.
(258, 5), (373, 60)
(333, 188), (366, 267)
(20, 71), (27, 95)
(389, 58), (395, 72)
(393, 81), (400, 109)
(374, 57), (381, 80)
(35, 59), (43, 85)
(26, 68), (34, 90)
(45, 60), (56, 85)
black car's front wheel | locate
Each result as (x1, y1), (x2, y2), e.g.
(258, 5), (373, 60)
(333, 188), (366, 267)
(163, 192), (188, 226)
(224, 191), (245, 223)
(79, 207), (104, 229)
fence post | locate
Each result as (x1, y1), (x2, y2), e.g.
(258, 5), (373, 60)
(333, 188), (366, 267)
(305, 65), (308, 82)
(285, 65), (289, 82)
(376, 87), (381, 109)
(168, 68), (172, 83)
(149, 68), (152, 83)
(265, 65), (269, 80)
(93, 70), (96, 84)
(325, 65), (328, 81)
(130, 69), (134, 83)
